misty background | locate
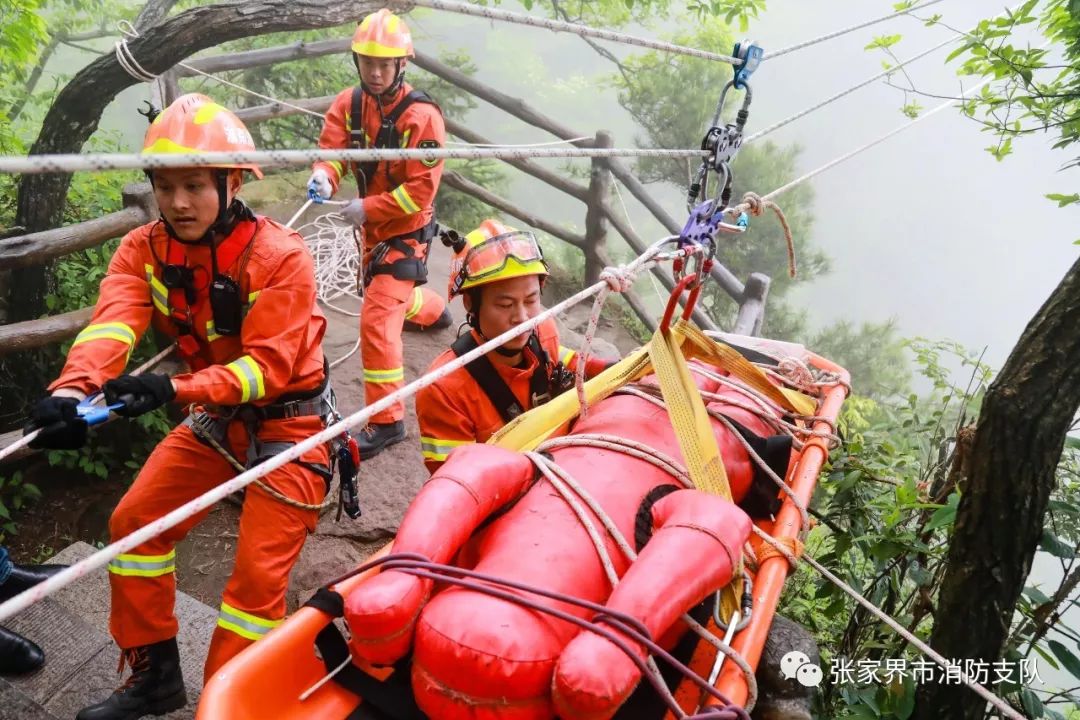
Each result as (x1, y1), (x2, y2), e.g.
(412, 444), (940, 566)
(48, 0), (1079, 691)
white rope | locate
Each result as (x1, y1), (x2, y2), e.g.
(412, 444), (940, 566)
(752, 528), (1026, 720)
(574, 265), (634, 418)
(0, 343), (176, 463)
(113, 21), (157, 83)
(446, 135), (592, 148)
(746, 2), (1023, 144)
(290, 206), (367, 368)
(759, 70), (999, 204)
(115, 21), (328, 120)
(0, 238), (681, 624)
(178, 62), (326, 119)
(765, 0), (948, 60)
(395, 0), (738, 64)
(0, 146), (706, 175)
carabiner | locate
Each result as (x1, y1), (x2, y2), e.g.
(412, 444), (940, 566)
(659, 273), (703, 335)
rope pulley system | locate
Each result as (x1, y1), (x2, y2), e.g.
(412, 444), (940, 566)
(677, 40), (762, 295)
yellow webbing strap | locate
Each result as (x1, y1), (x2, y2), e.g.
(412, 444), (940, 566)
(487, 320), (820, 625)
(680, 322), (817, 417)
(648, 322), (732, 500)
(490, 343), (654, 451)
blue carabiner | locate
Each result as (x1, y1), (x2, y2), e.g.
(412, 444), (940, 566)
(732, 40), (764, 90)
(77, 393), (125, 427)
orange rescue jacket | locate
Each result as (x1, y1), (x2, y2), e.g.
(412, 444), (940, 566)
(313, 82), (445, 246)
(416, 318), (610, 473)
(50, 216), (327, 407)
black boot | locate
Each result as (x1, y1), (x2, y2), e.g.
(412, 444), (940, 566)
(404, 307), (453, 332)
(0, 563), (67, 602)
(0, 625), (44, 675)
(76, 638), (187, 720)
(356, 421), (406, 459)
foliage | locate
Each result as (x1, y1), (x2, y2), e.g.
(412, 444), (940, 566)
(0, 469), (42, 540)
(809, 319), (913, 399)
(782, 340), (1080, 718)
(870, 1), (1080, 188)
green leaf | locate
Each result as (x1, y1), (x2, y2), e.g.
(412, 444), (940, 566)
(1046, 193), (1080, 208)
(865, 33), (902, 51)
(1024, 586), (1052, 605)
(1034, 643), (1060, 670)
(1040, 529), (1076, 559)
(1020, 687), (1043, 718)
(1048, 640), (1080, 680)
(0, 501), (8, 520)
(925, 501), (957, 531)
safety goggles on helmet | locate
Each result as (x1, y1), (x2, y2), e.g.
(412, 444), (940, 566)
(459, 231), (545, 285)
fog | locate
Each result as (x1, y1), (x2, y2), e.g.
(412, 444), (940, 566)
(54, 0), (1080, 699)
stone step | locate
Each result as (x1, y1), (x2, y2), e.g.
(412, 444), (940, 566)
(1, 542), (218, 720)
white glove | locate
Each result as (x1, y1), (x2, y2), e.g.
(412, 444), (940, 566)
(341, 198), (367, 228)
(307, 169), (332, 203)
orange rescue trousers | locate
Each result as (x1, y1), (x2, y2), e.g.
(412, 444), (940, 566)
(361, 237), (445, 424)
(106, 414), (328, 682)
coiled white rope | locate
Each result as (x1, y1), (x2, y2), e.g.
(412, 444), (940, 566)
(0, 237), (682, 624)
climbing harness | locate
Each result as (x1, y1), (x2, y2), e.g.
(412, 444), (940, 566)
(344, 87), (440, 199)
(184, 374), (360, 516)
(449, 331), (572, 423)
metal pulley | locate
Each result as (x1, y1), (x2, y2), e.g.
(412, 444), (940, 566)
(685, 39), (762, 214)
(682, 39), (762, 262)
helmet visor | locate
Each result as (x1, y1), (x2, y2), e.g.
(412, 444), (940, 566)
(461, 231), (544, 284)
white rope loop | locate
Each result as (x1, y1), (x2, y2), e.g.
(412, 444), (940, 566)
(114, 21), (157, 83)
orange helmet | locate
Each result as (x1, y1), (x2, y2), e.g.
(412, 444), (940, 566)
(142, 93), (263, 178)
(352, 8), (414, 58)
(447, 219), (548, 301)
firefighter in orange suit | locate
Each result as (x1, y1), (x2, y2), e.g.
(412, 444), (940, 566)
(308, 7), (451, 459)
(415, 220), (614, 474)
(23, 94), (331, 720)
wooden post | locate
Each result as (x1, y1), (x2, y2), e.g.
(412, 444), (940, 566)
(732, 272), (770, 336)
(583, 131), (613, 286)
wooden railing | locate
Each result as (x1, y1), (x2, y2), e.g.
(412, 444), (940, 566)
(0, 183), (158, 357)
(0, 39), (771, 358)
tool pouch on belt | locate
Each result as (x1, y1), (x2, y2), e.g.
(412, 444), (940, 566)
(364, 218), (438, 289)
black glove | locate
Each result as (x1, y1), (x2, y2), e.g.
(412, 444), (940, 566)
(24, 396), (87, 450)
(103, 374), (176, 417)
